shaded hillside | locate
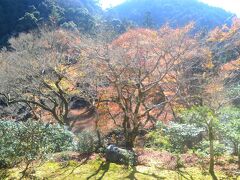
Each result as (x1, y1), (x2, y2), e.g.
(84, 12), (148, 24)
(106, 0), (234, 30)
(57, 0), (101, 14)
(0, 0), (101, 46)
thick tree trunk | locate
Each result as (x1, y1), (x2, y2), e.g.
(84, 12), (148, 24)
(125, 130), (138, 150)
(125, 139), (134, 150)
(123, 116), (133, 150)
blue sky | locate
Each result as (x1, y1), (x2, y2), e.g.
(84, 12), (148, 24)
(100, 0), (240, 16)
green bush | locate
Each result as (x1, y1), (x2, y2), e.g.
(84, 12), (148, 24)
(163, 122), (205, 153)
(195, 140), (226, 157)
(76, 130), (99, 153)
(145, 121), (204, 153)
(0, 120), (74, 168)
(145, 128), (171, 150)
(218, 107), (240, 155)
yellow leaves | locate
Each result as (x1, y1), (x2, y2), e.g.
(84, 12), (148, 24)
(205, 61), (214, 69)
(235, 59), (240, 66)
(59, 79), (74, 91)
(205, 51), (214, 69)
(55, 64), (66, 73)
(97, 103), (109, 111)
(205, 83), (223, 94)
(43, 77), (76, 94)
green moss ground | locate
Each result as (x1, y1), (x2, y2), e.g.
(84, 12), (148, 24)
(2, 158), (234, 180)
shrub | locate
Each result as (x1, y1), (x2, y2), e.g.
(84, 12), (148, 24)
(145, 121), (204, 153)
(163, 122), (205, 153)
(76, 130), (99, 153)
(0, 120), (74, 168)
(195, 140), (226, 158)
(218, 107), (240, 155)
(145, 128), (171, 150)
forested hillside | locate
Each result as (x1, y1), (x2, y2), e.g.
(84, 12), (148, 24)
(107, 0), (234, 29)
(0, 0), (235, 47)
(0, 0), (100, 46)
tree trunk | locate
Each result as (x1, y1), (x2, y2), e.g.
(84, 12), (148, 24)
(20, 161), (31, 180)
(125, 130), (138, 150)
(95, 109), (102, 149)
(125, 139), (134, 150)
(123, 116), (132, 150)
(209, 126), (218, 180)
(233, 142), (240, 170)
(238, 150), (240, 170)
(233, 142), (239, 156)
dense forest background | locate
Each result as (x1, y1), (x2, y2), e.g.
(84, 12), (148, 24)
(107, 0), (233, 29)
(0, 0), (235, 47)
(0, 0), (99, 46)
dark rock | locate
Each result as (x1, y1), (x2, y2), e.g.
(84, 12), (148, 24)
(105, 145), (137, 165)
(17, 106), (27, 115)
(16, 112), (32, 122)
(0, 98), (7, 107)
(64, 56), (77, 65)
(70, 96), (90, 109)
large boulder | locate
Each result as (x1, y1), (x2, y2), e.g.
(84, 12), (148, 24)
(105, 145), (137, 166)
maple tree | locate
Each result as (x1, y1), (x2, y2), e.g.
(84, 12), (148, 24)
(0, 29), (96, 128)
(92, 24), (209, 149)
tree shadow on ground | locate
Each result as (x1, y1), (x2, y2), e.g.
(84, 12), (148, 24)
(0, 168), (10, 179)
(45, 153), (92, 179)
(126, 166), (166, 180)
(87, 161), (110, 180)
(62, 154), (92, 178)
(176, 168), (194, 180)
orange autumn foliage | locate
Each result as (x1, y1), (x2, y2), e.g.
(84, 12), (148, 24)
(221, 59), (240, 72)
(95, 24), (210, 137)
(208, 18), (240, 42)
